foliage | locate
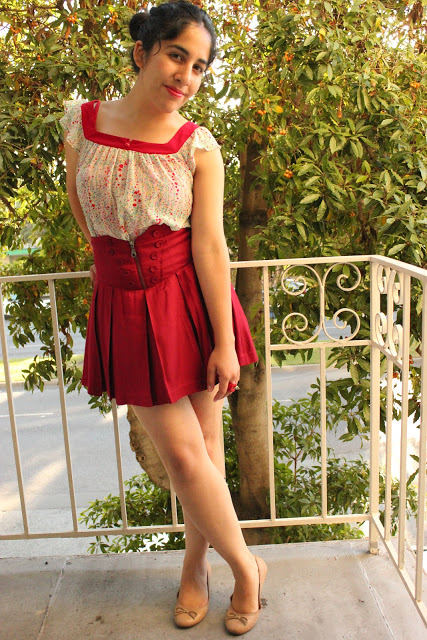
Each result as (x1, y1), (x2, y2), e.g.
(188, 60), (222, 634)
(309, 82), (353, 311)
(80, 400), (418, 552)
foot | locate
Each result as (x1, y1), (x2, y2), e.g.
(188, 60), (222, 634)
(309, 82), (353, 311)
(177, 559), (210, 609)
(225, 555), (268, 636)
(231, 554), (266, 613)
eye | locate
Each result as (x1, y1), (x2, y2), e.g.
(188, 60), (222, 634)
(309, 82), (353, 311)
(170, 52), (183, 61)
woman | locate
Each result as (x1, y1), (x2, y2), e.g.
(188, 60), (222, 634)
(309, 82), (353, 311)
(60, 1), (267, 635)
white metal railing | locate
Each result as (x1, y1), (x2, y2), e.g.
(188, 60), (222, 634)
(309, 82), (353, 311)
(0, 255), (425, 627)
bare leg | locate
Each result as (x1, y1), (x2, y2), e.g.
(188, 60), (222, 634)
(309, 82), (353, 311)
(178, 387), (225, 607)
(131, 393), (261, 612)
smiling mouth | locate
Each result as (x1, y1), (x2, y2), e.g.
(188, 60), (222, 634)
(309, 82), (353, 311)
(165, 85), (185, 98)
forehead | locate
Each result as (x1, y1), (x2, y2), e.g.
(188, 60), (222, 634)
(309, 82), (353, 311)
(162, 23), (211, 60)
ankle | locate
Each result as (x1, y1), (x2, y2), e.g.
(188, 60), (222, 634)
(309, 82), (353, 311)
(182, 554), (209, 574)
(231, 552), (258, 581)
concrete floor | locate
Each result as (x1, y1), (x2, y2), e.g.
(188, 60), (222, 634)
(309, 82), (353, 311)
(1, 540), (426, 640)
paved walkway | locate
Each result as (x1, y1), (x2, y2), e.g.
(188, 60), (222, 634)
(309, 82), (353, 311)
(1, 539), (426, 640)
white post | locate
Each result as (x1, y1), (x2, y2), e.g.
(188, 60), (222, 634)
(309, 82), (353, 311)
(0, 284), (29, 534)
(263, 265), (276, 522)
(369, 260), (381, 554)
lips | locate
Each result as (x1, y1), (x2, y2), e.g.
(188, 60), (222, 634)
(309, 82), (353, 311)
(165, 85), (185, 98)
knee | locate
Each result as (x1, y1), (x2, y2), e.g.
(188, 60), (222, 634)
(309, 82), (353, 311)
(203, 431), (222, 462)
(166, 445), (206, 482)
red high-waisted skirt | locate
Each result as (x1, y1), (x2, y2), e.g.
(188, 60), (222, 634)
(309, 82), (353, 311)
(81, 224), (258, 407)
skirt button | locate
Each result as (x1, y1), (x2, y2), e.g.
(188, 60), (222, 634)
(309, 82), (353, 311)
(108, 248), (115, 256)
(128, 280), (135, 287)
(150, 252), (158, 260)
(155, 241), (162, 248)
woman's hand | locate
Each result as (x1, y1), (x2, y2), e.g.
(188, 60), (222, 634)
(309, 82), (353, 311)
(207, 344), (240, 402)
(89, 264), (97, 283)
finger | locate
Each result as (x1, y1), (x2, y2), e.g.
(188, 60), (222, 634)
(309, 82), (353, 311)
(214, 376), (229, 402)
(222, 384), (236, 400)
(206, 361), (216, 393)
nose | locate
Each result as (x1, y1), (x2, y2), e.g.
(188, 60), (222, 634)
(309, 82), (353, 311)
(175, 63), (192, 86)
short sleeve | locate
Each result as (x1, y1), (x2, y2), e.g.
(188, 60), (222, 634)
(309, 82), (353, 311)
(184, 126), (220, 175)
(59, 99), (86, 152)
(192, 126), (220, 152)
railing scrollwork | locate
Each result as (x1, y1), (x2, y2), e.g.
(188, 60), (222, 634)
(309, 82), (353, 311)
(280, 262), (362, 344)
(373, 266), (405, 360)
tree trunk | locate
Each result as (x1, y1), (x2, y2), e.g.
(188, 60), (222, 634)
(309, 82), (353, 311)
(127, 406), (170, 491)
(229, 140), (271, 545)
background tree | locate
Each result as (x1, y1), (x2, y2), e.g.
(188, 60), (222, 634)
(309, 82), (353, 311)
(0, 0), (426, 545)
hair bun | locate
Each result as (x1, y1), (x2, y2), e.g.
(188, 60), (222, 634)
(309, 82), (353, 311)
(129, 11), (149, 42)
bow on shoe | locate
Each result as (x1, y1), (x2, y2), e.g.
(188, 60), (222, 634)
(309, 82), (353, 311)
(175, 606), (198, 620)
(225, 611), (248, 626)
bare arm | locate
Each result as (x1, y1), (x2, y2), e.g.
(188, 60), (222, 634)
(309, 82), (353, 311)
(191, 146), (239, 401)
(63, 140), (92, 245)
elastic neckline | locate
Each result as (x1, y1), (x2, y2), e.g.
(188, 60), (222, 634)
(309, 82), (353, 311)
(81, 99), (199, 154)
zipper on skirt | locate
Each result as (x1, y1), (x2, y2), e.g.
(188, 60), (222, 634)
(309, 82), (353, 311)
(128, 239), (147, 289)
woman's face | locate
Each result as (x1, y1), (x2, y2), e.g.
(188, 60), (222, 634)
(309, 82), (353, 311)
(134, 23), (212, 113)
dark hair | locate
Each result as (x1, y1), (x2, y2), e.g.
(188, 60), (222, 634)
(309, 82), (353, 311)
(128, 1), (217, 73)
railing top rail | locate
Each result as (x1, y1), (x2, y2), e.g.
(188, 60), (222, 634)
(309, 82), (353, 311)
(0, 271), (90, 284)
(0, 254), (426, 284)
(369, 255), (427, 281)
(231, 255), (373, 268)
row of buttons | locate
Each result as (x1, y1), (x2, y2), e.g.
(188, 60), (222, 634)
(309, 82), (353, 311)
(149, 230), (163, 284)
(104, 230), (166, 287)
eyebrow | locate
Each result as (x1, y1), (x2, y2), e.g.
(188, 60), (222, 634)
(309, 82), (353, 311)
(166, 44), (208, 67)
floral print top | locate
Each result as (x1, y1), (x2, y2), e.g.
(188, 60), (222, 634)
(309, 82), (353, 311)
(59, 99), (220, 241)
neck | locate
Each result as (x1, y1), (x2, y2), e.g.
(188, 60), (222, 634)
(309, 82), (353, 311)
(120, 79), (181, 127)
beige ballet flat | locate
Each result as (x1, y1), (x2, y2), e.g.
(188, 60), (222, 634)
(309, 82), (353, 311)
(225, 555), (268, 636)
(174, 561), (211, 628)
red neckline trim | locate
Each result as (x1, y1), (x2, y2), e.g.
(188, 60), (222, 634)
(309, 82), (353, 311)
(81, 99), (199, 154)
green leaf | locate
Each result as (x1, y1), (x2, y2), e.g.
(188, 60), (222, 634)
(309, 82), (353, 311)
(350, 362), (359, 385)
(390, 129), (402, 141)
(304, 35), (316, 47)
(357, 87), (363, 111)
(300, 193), (322, 204)
(305, 65), (313, 80)
(388, 243), (406, 256)
(305, 175), (321, 187)
(215, 83), (229, 100)
(297, 163), (315, 176)
(362, 160), (371, 174)
(362, 87), (373, 113)
(316, 51), (328, 61)
(317, 199), (327, 220)
(418, 159), (427, 181)
(296, 222), (307, 240)
(350, 140), (362, 158)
